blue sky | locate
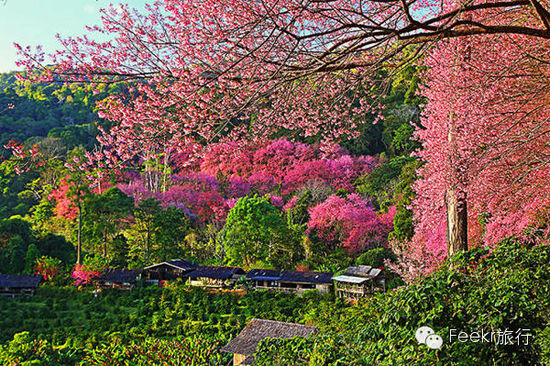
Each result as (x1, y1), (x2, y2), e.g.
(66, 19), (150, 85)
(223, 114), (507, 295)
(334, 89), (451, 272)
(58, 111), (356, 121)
(0, 0), (149, 72)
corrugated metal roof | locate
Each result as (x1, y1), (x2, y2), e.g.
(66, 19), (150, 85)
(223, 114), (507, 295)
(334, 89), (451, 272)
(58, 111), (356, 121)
(343, 265), (384, 279)
(331, 275), (370, 284)
(97, 269), (142, 283)
(344, 265), (372, 277)
(250, 276), (281, 281)
(246, 269), (333, 284)
(369, 268), (382, 278)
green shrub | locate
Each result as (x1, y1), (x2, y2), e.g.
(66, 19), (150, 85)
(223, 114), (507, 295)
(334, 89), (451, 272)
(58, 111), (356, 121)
(537, 326), (550, 365)
(356, 247), (396, 268)
(0, 331), (80, 365)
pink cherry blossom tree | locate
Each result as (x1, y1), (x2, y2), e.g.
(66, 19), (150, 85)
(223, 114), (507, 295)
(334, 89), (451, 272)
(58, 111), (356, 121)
(409, 32), (550, 274)
(308, 194), (395, 253)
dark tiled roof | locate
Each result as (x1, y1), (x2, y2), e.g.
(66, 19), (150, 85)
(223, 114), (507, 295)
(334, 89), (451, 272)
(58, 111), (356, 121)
(246, 269), (333, 284)
(0, 274), (42, 289)
(184, 266), (245, 280)
(221, 318), (317, 356)
(96, 269), (142, 283)
(143, 259), (197, 271)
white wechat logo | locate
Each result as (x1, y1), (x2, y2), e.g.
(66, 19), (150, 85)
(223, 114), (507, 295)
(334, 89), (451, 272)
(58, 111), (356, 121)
(415, 326), (443, 350)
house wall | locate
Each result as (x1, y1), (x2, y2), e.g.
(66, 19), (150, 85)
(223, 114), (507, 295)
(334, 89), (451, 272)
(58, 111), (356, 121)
(315, 283), (331, 293)
(188, 278), (230, 288)
(334, 282), (371, 299)
(143, 265), (189, 282)
(253, 281), (332, 295)
(0, 287), (36, 297)
(95, 281), (134, 290)
(234, 353), (248, 365)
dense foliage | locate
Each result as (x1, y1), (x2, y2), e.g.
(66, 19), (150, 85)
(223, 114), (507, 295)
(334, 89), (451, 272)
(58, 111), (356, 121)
(0, 72), (113, 151)
(0, 285), (339, 365)
(1, 239), (548, 365)
(255, 239), (550, 365)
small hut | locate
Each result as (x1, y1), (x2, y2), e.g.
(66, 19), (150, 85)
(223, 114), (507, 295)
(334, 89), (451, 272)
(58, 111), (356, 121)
(0, 274), (42, 297)
(94, 269), (142, 290)
(142, 259), (196, 284)
(246, 269), (333, 294)
(184, 265), (245, 288)
(221, 318), (317, 365)
(331, 265), (385, 299)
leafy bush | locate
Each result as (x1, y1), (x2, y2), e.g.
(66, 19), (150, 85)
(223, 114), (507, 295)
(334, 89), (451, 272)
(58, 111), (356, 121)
(356, 247), (396, 268)
(81, 336), (230, 365)
(0, 332), (80, 365)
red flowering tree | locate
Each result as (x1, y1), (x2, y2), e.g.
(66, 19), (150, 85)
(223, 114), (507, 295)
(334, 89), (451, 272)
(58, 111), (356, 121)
(49, 179), (78, 220)
(34, 256), (62, 282)
(47, 168), (93, 264)
(201, 139), (377, 195)
(71, 264), (101, 286)
(3, 140), (40, 174)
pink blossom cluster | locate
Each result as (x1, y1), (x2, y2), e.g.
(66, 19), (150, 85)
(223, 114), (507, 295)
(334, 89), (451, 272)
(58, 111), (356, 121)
(111, 139), (379, 225)
(71, 264), (101, 286)
(308, 194), (395, 252)
(200, 139), (378, 195)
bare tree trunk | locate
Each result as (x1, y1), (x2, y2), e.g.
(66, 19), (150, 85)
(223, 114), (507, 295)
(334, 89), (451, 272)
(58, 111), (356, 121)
(447, 112), (468, 255)
(77, 201), (82, 264)
(445, 11), (471, 257)
(103, 230), (107, 259)
(446, 188), (468, 256)
(302, 236), (312, 260)
(77, 176), (82, 265)
(162, 151), (169, 193)
(146, 230), (150, 265)
(97, 172), (102, 195)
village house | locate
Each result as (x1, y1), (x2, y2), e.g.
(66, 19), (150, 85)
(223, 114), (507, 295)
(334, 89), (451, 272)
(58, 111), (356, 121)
(0, 274), (42, 297)
(184, 265), (246, 288)
(331, 265), (385, 300)
(142, 259), (197, 284)
(94, 269), (142, 290)
(246, 269), (333, 294)
(221, 318), (317, 366)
